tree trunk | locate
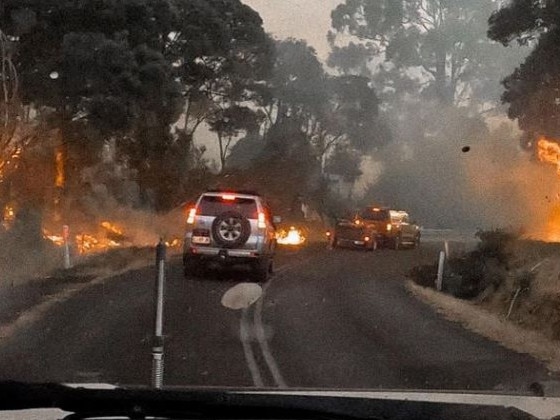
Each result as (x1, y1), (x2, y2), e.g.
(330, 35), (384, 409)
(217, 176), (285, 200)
(435, 47), (450, 104)
(218, 132), (226, 172)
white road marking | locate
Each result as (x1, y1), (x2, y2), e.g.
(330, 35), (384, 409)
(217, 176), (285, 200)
(239, 255), (321, 388)
(249, 259), (314, 386)
(240, 308), (264, 387)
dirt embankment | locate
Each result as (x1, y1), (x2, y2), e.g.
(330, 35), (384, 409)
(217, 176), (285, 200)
(409, 234), (560, 372)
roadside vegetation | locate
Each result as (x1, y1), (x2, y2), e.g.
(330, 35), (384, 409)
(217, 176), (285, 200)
(409, 229), (560, 343)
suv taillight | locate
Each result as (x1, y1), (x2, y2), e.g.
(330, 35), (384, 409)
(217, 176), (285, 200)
(187, 208), (196, 224)
(258, 212), (266, 229)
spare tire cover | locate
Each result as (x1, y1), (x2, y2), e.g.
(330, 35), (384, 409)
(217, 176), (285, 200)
(211, 211), (251, 248)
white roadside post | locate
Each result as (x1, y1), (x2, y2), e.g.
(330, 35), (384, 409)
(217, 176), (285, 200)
(62, 225), (71, 269)
(152, 239), (166, 389)
(436, 250), (445, 291)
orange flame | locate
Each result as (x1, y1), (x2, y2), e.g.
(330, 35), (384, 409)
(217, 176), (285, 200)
(55, 149), (64, 188)
(545, 205), (560, 242)
(2, 204), (15, 230)
(537, 137), (560, 173)
(100, 221), (124, 236)
(0, 147), (22, 183)
(276, 226), (306, 246)
(534, 137), (560, 242)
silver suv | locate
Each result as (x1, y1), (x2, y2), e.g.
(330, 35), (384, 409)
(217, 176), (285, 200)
(183, 190), (278, 281)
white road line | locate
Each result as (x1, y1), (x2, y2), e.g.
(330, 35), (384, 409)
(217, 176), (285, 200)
(239, 253), (323, 388)
(240, 307), (264, 387)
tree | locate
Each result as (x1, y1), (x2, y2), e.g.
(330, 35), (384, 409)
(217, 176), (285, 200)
(0, 28), (26, 183)
(324, 74), (386, 153)
(488, 0), (560, 139)
(1, 0), (272, 208)
(0, 27), (46, 215)
(1, 0), (182, 166)
(324, 144), (363, 183)
(168, 0), (274, 157)
(260, 39), (385, 167)
(207, 105), (261, 171)
(329, 0), (527, 108)
(259, 39), (327, 137)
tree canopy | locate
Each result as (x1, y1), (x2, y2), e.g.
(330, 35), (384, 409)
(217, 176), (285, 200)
(329, 0), (527, 108)
(0, 0), (274, 208)
(488, 0), (560, 139)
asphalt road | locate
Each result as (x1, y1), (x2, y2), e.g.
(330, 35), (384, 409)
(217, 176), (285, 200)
(0, 241), (555, 393)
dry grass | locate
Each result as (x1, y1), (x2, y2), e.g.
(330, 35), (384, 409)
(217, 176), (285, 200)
(406, 280), (560, 372)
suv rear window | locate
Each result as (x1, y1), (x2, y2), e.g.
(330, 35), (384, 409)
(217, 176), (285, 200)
(359, 208), (390, 221)
(198, 195), (258, 219)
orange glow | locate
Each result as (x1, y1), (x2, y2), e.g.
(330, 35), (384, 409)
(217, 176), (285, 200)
(535, 137), (560, 242)
(43, 220), (128, 254)
(544, 205), (560, 242)
(100, 221), (124, 236)
(43, 229), (65, 246)
(0, 147), (22, 183)
(3, 205), (15, 224)
(165, 238), (181, 247)
(55, 149), (64, 188)
(276, 226), (306, 246)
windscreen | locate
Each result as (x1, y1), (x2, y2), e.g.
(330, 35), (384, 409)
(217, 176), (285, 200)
(359, 209), (390, 221)
(1, 0), (558, 407)
(198, 196), (258, 219)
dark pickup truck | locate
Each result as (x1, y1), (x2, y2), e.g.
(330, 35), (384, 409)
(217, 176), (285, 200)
(330, 207), (420, 250)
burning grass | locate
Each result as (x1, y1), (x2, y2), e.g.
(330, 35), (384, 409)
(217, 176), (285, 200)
(276, 226), (307, 246)
(41, 208), (185, 256)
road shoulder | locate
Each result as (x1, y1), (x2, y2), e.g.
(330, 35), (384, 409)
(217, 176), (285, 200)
(406, 279), (560, 373)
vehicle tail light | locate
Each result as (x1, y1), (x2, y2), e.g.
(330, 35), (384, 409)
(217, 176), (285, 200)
(258, 212), (266, 229)
(354, 219), (361, 225)
(326, 231), (331, 237)
(364, 236), (370, 242)
(221, 194), (236, 201)
(386, 223), (392, 231)
(187, 207), (196, 224)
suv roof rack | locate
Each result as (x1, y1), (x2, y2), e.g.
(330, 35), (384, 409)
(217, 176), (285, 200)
(205, 188), (261, 196)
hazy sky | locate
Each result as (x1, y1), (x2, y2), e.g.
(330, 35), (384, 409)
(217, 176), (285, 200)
(242, 0), (342, 60)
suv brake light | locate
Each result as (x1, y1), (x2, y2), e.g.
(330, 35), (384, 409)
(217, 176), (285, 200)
(187, 208), (196, 224)
(258, 212), (266, 228)
(221, 194), (236, 201)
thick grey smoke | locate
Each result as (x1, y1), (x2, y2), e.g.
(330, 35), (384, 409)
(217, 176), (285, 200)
(364, 103), (560, 236)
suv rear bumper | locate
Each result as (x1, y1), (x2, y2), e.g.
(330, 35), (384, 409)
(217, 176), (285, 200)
(183, 246), (264, 264)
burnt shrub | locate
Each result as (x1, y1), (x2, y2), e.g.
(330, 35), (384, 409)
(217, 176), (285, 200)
(409, 229), (519, 299)
(475, 228), (517, 266)
(408, 263), (438, 287)
(446, 251), (488, 298)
